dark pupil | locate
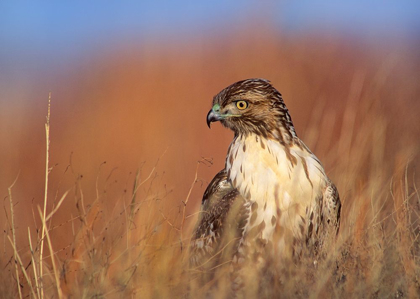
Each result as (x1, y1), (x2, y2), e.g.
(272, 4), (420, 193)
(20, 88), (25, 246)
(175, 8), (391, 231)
(239, 102), (244, 108)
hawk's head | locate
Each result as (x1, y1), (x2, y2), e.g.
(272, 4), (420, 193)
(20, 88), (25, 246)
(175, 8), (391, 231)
(207, 78), (297, 143)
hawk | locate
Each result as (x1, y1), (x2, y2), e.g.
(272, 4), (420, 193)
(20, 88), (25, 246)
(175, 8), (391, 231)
(190, 79), (341, 293)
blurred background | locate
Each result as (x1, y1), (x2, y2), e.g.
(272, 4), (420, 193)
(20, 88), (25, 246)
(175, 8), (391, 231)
(1, 1), (420, 249)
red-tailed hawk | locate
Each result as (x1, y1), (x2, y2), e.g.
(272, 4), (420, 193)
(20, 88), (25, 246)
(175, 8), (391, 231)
(190, 79), (341, 293)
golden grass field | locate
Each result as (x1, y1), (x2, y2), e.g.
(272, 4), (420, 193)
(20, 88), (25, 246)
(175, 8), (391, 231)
(1, 28), (420, 298)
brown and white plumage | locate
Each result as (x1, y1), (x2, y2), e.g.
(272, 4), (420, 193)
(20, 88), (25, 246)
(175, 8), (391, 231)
(190, 78), (341, 290)
(190, 170), (248, 271)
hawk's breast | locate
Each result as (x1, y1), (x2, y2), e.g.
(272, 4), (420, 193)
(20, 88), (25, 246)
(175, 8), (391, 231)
(226, 134), (328, 254)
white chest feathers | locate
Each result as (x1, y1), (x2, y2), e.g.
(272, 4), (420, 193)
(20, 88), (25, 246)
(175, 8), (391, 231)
(226, 134), (328, 246)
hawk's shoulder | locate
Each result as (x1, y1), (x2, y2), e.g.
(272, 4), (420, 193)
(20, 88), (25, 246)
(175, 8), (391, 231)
(190, 169), (248, 270)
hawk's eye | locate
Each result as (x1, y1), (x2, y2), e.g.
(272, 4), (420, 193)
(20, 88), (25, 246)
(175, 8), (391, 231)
(236, 100), (248, 110)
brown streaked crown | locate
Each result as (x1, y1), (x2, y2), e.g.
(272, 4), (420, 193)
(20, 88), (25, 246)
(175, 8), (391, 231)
(212, 78), (297, 144)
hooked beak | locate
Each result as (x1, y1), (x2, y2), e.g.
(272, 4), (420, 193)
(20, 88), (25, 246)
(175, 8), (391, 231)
(206, 109), (221, 128)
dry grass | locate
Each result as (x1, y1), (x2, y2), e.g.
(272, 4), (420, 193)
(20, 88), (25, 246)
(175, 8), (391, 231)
(2, 75), (420, 299)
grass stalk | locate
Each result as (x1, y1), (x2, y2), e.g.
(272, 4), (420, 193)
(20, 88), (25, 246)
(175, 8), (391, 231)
(39, 92), (52, 299)
(38, 206), (63, 299)
(8, 175), (22, 299)
(28, 227), (41, 298)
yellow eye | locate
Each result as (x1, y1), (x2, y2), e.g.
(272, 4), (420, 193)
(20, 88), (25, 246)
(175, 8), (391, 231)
(236, 100), (248, 110)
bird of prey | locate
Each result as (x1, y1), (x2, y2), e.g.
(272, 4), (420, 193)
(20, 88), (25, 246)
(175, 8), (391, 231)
(189, 78), (341, 292)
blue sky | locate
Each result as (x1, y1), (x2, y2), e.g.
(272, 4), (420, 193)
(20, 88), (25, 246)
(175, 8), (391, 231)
(280, 1), (420, 36)
(0, 1), (419, 73)
(0, 2), (252, 51)
(1, 1), (419, 46)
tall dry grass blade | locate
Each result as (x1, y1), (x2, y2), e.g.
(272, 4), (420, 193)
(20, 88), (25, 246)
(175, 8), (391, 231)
(179, 160), (200, 252)
(129, 169), (140, 228)
(28, 227), (41, 298)
(38, 206), (63, 299)
(7, 236), (37, 298)
(8, 174), (22, 299)
(39, 92), (52, 299)
(45, 190), (70, 222)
